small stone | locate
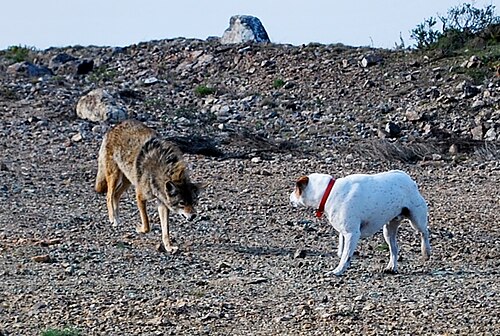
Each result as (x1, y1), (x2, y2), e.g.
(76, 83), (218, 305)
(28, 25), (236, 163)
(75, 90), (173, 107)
(360, 55), (383, 67)
(471, 125), (484, 140)
(354, 295), (364, 301)
(293, 248), (306, 259)
(143, 77), (159, 85)
(484, 127), (497, 141)
(71, 133), (83, 142)
(251, 157), (262, 163)
(406, 110), (423, 122)
(32, 255), (51, 263)
(432, 154), (442, 161)
(449, 144), (458, 155)
(385, 121), (401, 138)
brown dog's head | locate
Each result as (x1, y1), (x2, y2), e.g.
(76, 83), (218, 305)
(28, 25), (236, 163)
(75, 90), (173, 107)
(152, 162), (206, 221)
(164, 179), (205, 221)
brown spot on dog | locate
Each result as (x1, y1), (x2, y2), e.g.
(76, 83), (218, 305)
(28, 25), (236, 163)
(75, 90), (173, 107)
(295, 176), (309, 196)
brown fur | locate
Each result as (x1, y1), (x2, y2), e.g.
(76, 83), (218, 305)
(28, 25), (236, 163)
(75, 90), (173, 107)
(95, 120), (204, 253)
(295, 176), (309, 196)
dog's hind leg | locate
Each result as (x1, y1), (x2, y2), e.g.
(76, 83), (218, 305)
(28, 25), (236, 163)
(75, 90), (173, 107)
(327, 229), (360, 276)
(106, 171), (121, 226)
(112, 175), (130, 222)
(409, 205), (431, 260)
(337, 234), (344, 258)
(383, 217), (401, 273)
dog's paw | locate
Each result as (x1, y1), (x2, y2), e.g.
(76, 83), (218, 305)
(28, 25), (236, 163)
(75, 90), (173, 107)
(165, 245), (179, 254)
(136, 226), (150, 234)
(324, 269), (344, 277)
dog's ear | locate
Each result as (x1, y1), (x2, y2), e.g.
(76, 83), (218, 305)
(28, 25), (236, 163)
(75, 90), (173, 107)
(295, 176), (309, 195)
(166, 181), (178, 196)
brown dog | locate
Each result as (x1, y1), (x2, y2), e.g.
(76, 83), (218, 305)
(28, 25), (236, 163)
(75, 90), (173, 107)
(95, 120), (205, 253)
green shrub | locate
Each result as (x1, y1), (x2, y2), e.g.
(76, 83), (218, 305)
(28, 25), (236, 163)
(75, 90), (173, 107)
(87, 66), (117, 83)
(4, 45), (35, 63)
(411, 3), (500, 50)
(41, 328), (80, 336)
(411, 17), (442, 49)
(194, 85), (216, 97)
(273, 78), (285, 89)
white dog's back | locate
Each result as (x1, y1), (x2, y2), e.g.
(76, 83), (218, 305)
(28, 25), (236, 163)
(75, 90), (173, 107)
(327, 170), (427, 237)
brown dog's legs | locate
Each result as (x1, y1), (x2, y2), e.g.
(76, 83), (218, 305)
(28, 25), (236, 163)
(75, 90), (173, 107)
(158, 203), (178, 253)
(135, 191), (150, 233)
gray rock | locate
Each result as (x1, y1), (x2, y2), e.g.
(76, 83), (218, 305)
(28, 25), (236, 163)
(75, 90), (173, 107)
(385, 121), (401, 138)
(49, 53), (77, 69)
(6, 62), (52, 77)
(360, 55), (383, 67)
(406, 109), (423, 122)
(471, 125), (484, 140)
(221, 15), (270, 44)
(76, 88), (127, 122)
(484, 127), (497, 141)
(48, 53), (94, 76)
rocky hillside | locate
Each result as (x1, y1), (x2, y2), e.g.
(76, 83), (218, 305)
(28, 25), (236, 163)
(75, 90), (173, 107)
(0, 39), (499, 335)
(1, 39), (499, 159)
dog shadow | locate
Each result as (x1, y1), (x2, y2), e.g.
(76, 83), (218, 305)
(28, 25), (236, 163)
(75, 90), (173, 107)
(199, 242), (336, 258)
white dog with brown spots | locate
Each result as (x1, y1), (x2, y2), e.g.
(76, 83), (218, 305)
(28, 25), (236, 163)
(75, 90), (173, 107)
(290, 170), (431, 276)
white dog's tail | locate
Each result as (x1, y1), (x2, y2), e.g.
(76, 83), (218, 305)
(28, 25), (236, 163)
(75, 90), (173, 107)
(408, 201), (431, 260)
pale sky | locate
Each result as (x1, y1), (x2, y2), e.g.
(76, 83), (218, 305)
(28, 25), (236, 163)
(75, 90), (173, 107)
(0, 0), (497, 50)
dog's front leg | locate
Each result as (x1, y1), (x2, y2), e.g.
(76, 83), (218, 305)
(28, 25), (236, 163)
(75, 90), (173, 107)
(327, 231), (360, 276)
(337, 234), (344, 258)
(135, 191), (150, 233)
(158, 204), (178, 254)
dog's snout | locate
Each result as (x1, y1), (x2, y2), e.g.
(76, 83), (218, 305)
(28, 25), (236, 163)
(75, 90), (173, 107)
(185, 212), (196, 221)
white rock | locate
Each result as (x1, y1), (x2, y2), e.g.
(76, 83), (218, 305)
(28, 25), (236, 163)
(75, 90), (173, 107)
(221, 15), (270, 44)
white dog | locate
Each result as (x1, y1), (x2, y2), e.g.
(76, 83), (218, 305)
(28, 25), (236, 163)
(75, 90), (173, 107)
(289, 170), (431, 276)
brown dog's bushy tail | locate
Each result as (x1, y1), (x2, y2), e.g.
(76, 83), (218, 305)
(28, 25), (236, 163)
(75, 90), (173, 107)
(95, 136), (108, 194)
(95, 165), (107, 194)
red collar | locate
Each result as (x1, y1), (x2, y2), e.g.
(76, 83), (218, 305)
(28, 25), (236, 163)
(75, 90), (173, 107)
(315, 178), (336, 218)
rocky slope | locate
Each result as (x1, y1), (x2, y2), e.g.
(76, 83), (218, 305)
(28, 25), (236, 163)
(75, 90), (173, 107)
(0, 39), (499, 335)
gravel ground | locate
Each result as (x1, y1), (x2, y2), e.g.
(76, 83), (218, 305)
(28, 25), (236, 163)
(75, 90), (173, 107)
(0, 118), (499, 335)
(0, 39), (499, 335)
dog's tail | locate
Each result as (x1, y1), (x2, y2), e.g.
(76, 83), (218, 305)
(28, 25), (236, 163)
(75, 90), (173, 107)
(95, 135), (108, 194)
(408, 201), (431, 260)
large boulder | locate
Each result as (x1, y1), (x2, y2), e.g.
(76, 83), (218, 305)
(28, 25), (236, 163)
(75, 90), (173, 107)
(76, 88), (127, 122)
(6, 61), (52, 77)
(49, 53), (94, 76)
(221, 15), (270, 44)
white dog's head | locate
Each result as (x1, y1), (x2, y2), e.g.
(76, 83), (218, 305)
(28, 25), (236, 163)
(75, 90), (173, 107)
(289, 175), (309, 207)
(290, 173), (333, 209)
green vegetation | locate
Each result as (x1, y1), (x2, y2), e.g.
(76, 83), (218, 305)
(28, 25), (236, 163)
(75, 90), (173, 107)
(41, 328), (80, 336)
(3, 45), (35, 63)
(194, 85), (216, 97)
(411, 3), (500, 51)
(87, 65), (117, 83)
(376, 242), (389, 252)
(273, 78), (285, 89)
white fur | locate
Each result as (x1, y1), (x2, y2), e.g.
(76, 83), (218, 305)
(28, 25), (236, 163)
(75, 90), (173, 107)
(290, 170), (431, 276)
